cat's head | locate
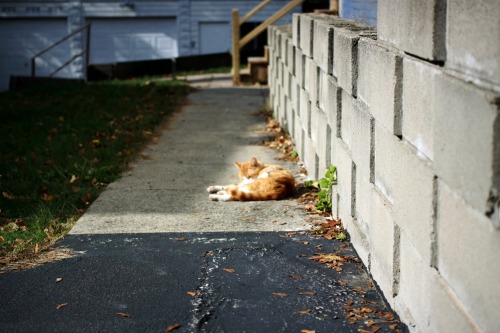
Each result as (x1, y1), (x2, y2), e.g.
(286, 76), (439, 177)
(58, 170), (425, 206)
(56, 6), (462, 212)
(234, 157), (264, 180)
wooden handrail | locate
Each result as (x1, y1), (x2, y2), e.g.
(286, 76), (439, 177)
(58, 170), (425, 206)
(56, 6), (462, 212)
(32, 23), (91, 81)
(240, 0), (304, 48)
(240, 0), (273, 25)
(232, 0), (304, 85)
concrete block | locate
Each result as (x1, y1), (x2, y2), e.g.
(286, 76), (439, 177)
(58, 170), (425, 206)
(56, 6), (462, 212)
(347, 217), (371, 267)
(284, 68), (291, 99)
(368, 186), (396, 300)
(353, 169), (371, 237)
(358, 37), (403, 135)
(292, 13), (300, 48)
(333, 27), (359, 95)
(304, 56), (318, 105)
(303, 135), (318, 179)
(374, 122), (435, 262)
(290, 75), (299, 117)
(279, 83), (286, 125)
(300, 88), (311, 136)
(287, 40), (295, 76)
(312, 18), (334, 75)
(402, 56), (441, 161)
(277, 58), (283, 88)
(280, 31), (289, 66)
(447, 0), (500, 86)
(318, 70), (336, 120)
(371, 121), (397, 194)
(378, 0), (446, 61)
(280, 62), (285, 89)
(275, 29), (282, 60)
(332, 137), (353, 223)
(351, 99), (372, 182)
(284, 96), (292, 134)
(428, 271), (482, 333)
(394, 231), (432, 332)
(434, 72), (500, 219)
(299, 14), (314, 57)
(295, 47), (304, 89)
(339, 89), (355, 151)
(314, 108), (328, 175)
(268, 25), (274, 46)
(437, 180), (500, 332)
(294, 115), (304, 161)
(310, 104), (319, 146)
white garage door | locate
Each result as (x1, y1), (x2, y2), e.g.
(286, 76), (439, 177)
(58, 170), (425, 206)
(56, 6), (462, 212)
(89, 18), (178, 65)
(0, 19), (71, 91)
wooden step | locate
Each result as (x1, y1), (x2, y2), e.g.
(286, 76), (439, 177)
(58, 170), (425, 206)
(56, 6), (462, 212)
(247, 56), (268, 84)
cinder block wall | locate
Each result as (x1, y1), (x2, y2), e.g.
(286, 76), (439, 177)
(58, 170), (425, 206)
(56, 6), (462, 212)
(268, 3), (499, 332)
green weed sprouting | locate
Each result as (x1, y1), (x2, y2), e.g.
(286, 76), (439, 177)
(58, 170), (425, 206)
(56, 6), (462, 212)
(306, 164), (337, 212)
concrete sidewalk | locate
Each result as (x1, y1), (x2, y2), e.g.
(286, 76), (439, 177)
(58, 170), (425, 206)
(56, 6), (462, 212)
(70, 77), (311, 235)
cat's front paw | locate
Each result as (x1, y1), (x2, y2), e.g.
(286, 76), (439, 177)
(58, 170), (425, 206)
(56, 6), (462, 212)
(207, 185), (223, 193)
(208, 191), (231, 202)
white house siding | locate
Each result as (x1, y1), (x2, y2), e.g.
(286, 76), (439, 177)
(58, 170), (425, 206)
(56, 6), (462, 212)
(88, 18), (178, 64)
(0, 0), (298, 91)
(0, 18), (71, 91)
(339, 0), (377, 26)
(189, 0), (298, 56)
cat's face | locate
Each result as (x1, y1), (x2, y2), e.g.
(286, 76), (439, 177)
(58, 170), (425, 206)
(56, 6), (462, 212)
(235, 157), (264, 180)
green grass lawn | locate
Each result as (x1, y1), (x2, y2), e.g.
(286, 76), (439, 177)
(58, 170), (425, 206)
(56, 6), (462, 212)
(0, 78), (190, 259)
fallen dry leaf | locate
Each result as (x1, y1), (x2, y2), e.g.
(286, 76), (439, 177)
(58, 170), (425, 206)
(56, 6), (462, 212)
(272, 292), (288, 298)
(222, 268), (236, 273)
(355, 286), (367, 294)
(116, 312), (131, 318)
(300, 330), (316, 333)
(41, 193), (54, 202)
(289, 275), (301, 280)
(56, 303), (68, 310)
(186, 291), (196, 297)
(2, 192), (16, 200)
(174, 237), (187, 242)
(311, 253), (343, 264)
(295, 309), (312, 315)
(55, 278), (63, 283)
(383, 312), (395, 321)
(359, 327), (381, 333)
(81, 192), (92, 204)
(299, 291), (316, 295)
(166, 323), (181, 332)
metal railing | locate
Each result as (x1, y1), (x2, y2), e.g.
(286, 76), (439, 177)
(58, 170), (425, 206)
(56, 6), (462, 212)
(31, 23), (91, 81)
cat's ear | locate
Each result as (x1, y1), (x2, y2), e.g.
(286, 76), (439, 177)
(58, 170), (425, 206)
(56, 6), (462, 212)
(250, 157), (258, 167)
(234, 162), (241, 169)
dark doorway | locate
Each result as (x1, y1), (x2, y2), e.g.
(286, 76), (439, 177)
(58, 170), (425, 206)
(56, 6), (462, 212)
(240, 22), (268, 60)
(302, 0), (330, 13)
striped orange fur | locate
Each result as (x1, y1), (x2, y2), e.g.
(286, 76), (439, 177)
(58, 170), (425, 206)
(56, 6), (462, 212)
(207, 157), (295, 201)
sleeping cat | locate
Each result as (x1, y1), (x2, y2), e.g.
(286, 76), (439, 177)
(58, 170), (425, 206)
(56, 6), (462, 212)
(207, 157), (295, 201)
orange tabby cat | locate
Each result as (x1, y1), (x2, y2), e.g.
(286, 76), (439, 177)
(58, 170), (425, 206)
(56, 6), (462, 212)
(207, 157), (295, 201)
